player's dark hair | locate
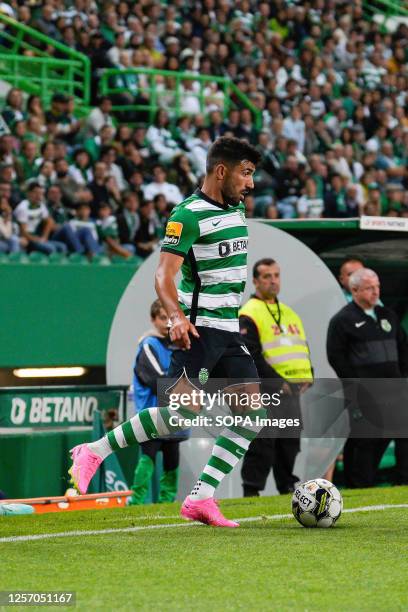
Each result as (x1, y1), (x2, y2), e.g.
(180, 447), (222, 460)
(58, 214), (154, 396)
(253, 258), (277, 279)
(150, 298), (164, 319)
(206, 137), (261, 173)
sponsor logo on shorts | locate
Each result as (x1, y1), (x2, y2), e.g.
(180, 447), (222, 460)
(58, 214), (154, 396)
(198, 368), (209, 385)
(163, 221), (183, 246)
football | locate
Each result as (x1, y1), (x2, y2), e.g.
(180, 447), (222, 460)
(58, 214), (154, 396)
(292, 479), (343, 528)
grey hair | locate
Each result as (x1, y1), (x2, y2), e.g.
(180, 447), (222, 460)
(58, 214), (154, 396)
(349, 268), (378, 290)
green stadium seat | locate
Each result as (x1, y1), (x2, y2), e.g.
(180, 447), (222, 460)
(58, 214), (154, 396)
(68, 253), (89, 265)
(0, 252), (9, 264)
(48, 252), (68, 264)
(28, 252), (49, 264)
(7, 252), (30, 264)
(91, 254), (111, 266)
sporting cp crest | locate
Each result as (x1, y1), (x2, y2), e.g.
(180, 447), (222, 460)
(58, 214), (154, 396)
(198, 368), (209, 385)
(380, 319), (392, 332)
(239, 210), (246, 224)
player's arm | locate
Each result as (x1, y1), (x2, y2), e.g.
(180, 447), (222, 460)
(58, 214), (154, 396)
(155, 252), (199, 350)
(156, 207), (200, 350)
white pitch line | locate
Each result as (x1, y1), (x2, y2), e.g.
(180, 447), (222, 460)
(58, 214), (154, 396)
(0, 504), (407, 544)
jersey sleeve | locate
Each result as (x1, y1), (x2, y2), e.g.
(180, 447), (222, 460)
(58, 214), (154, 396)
(161, 206), (200, 258)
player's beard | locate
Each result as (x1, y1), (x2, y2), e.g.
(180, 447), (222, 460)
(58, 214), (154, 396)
(221, 176), (248, 206)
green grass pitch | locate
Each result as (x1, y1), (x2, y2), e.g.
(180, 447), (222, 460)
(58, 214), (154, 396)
(1, 487), (407, 611)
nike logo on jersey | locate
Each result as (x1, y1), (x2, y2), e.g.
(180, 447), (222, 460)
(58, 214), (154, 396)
(212, 219), (222, 227)
(241, 345), (250, 355)
(355, 321), (366, 328)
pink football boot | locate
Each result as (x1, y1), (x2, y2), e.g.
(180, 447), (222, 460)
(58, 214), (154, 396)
(181, 496), (239, 527)
(68, 444), (103, 494)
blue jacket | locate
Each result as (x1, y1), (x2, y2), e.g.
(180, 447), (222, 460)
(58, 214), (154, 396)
(133, 333), (172, 412)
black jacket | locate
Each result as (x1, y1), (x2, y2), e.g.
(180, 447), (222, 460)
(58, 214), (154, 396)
(326, 301), (408, 379)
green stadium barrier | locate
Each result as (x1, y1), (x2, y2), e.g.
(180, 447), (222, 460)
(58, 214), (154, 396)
(363, 0), (408, 31)
(99, 67), (262, 128)
(0, 13), (90, 106)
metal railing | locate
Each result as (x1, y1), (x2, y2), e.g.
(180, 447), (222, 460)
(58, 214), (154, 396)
(0, 54), (85, 105)
(99, 67), (262, 128)
(0, 12), (90, 105)
(362, 0), (408, 31)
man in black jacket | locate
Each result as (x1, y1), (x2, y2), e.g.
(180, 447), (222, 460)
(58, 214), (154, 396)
(327, 268), (408, 487)
(116, 191), (140, 245)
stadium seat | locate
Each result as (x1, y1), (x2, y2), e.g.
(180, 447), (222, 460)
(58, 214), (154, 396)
(28, 252), (49, 264)
(48, 252), (68, 264)
(91, 255), (111, 266)
(7, 252), (29, 264)
(68, 253), (89, 265)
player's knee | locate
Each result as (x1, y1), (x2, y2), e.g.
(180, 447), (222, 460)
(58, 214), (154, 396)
(223, 382), (262, 415)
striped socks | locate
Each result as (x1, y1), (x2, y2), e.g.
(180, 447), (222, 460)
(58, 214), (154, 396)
(189, 409), (267, 500)
(87, 406), (194, 459)
(88, 407), (267, 501)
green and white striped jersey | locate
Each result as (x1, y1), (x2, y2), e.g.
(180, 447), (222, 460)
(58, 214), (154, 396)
(161, 189), (248, 333)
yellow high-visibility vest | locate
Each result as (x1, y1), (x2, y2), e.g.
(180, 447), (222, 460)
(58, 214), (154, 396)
(239, 297), (313, 383)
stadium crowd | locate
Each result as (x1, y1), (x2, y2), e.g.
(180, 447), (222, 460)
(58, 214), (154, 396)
(0, 0), (408, 257)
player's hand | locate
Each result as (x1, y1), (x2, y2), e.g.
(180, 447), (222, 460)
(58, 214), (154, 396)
(169, 311), (199, 350)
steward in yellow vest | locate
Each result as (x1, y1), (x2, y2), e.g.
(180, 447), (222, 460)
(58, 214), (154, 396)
(239, 297), (313, 384)
(239, 257), (313, 496)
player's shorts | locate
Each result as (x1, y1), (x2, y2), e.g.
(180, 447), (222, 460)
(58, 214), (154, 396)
(166, 326), (259, 392)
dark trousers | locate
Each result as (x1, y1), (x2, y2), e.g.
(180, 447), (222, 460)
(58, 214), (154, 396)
(241, 392), (301, 495)
(140, 439), (180, 471)
(241, 435), (300, 495)
(343, 437), (408, 488)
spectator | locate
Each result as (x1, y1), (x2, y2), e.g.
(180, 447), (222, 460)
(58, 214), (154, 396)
(189, 128), (213, 176)
(167, 154), (198, 197)
(274, 156), (304, 219)
(45, 93), (80, 145)
(55, 158), (87, 208)
(282, 106), (305, 153)
(142, 165), (183, 207)
(323, 174), (349, 218)
(297, 177), (323, 219)
(88, 161), (119, 217)
(145, 110), (182, 164)
(2, 88), (26, 128)
(16, 140), (38, 183)
(134, 200), (160, 258)
(0, 197), (24, 253)
(46, 184), (100, 257)
(86, 97), (116, 136)
(14, 183), (66, 255)
(116, 191), (140, 246)
(68, 149), (93, 186)
(97, 202), (134, 259)
(100, 145), (127, 192)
